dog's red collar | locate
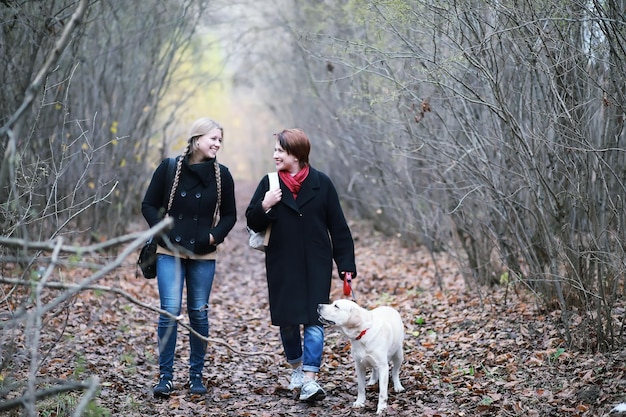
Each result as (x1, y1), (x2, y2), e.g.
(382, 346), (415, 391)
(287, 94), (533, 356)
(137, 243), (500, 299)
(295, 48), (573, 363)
(356, 329), (368, 340)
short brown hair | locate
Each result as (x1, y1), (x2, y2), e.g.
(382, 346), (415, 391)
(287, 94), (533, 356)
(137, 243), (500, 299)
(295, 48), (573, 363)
(276, 128), (310, 167)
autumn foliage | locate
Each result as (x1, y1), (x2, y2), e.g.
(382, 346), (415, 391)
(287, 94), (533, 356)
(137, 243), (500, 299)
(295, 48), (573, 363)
(1, 181), (624, 416)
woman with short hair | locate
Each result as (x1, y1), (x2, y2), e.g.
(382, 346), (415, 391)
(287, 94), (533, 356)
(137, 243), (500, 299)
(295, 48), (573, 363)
(246, 128), (357, 402)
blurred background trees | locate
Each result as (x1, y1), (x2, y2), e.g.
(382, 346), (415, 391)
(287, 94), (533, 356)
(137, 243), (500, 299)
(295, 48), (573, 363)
(242, 0), (626, 352)
(0, 0), (219, 240)
(0, 0), (218, 414)
(1, 0), (625, 412)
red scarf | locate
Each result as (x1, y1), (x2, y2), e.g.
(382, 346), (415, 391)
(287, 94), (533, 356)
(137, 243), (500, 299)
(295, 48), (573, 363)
(279, 165), (310, 199)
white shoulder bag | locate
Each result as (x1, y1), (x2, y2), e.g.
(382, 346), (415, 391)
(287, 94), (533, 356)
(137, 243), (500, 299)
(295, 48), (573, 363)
(248, 172), (279, 251)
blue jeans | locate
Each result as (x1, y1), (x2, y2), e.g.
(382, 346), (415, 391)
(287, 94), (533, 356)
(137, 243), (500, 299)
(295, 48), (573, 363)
(279, 325), (324, 373)
(156, 254), (215, 379)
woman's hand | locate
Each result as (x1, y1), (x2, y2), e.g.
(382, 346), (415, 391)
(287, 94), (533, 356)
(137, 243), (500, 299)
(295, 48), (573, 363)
(262, 188), (282, 212)
(341, 271), (355, 296)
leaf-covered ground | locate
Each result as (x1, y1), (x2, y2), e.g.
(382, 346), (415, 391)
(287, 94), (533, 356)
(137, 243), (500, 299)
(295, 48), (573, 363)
(12, 180), (626, 416)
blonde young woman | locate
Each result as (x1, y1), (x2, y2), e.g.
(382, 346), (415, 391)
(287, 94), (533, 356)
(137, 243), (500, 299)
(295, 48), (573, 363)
(142, 118), (236, 397)
(246, 128), (357, 402)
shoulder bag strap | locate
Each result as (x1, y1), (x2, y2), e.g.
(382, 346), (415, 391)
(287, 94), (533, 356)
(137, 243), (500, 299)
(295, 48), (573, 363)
(268, 172), (279, 190)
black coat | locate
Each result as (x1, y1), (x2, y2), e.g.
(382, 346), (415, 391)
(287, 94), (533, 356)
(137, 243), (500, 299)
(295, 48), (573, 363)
(142, 156), (236, 255)
(246, 166), (356, 326)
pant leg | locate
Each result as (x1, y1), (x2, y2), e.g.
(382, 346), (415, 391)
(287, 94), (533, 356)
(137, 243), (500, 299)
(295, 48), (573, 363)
(302, 325), (324, 373)
(185, 259), (216, 377)
(156, 254), (185, 379)
(279, 325), (303, 365)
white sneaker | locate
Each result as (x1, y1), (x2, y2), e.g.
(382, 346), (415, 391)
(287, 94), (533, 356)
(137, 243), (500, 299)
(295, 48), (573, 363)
(288, 366), (304, 390)
(299, 378), (326, 402)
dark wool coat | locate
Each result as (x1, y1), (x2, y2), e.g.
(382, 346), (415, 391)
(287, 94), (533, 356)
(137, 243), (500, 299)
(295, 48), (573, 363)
(142, 156), (236, 255)
(246, 166), (356, 326)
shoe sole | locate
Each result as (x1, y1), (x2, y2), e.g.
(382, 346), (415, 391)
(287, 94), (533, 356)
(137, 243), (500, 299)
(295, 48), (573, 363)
(299, 389), (326, 402)
(153, 391), (171, 399)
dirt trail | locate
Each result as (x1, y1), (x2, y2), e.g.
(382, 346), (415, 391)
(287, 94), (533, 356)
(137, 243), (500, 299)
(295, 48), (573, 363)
(116, 178), (438, 416)
(36, 179), (624, 416)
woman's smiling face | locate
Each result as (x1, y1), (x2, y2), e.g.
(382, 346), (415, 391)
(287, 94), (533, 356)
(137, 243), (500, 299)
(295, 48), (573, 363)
(273, 140), (299, 174)
(195, 128), (222, 161)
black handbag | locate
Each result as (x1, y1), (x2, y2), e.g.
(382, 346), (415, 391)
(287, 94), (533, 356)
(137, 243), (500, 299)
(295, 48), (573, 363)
(137, 157), (178, 279)
(138, 238), (158, 279)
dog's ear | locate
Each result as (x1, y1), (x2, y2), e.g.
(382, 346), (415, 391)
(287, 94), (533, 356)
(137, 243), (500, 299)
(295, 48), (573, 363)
(344, 305), (364, 331)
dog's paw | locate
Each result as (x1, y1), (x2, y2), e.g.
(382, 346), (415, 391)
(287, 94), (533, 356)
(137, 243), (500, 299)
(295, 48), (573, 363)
(375, 404), (388, 414)
(352, 400), (365, 409)
(393, 384), (405, 393)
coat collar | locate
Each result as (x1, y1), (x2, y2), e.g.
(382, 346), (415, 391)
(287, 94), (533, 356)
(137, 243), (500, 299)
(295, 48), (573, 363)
(282, 166), (320, 212)
(183, 156), (217, 187)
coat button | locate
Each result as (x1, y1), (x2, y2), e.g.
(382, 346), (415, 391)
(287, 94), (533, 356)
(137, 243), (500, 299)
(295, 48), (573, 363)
(195, 192), (201, 198)
(190, 239), (195, 244)
(175, 236), (182, 242)
(193, 215), (198, 221)
(178, 214), (183, 220)
(181, 191), (187, 197)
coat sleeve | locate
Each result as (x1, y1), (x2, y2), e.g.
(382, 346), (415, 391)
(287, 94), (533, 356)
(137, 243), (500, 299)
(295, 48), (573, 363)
(210, 165), (237, 244)
(141, 159), (170, 227)
(325, 177), (357, 278)
(245, 175), (274, 232)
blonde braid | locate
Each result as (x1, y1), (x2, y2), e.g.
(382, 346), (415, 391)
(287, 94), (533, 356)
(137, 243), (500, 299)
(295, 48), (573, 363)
(213, 159), (221, 226)
(166, 144), (189, 213)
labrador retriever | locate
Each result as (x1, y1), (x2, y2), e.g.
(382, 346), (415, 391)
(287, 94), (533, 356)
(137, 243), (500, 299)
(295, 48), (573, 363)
(318, 299), (405, 414)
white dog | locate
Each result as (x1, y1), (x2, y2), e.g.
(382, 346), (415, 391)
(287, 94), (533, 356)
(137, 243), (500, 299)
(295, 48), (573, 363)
(318, 299), (405, 414)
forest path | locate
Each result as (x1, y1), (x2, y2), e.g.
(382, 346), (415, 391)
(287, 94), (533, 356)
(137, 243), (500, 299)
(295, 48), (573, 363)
(36, 179), (624, 417)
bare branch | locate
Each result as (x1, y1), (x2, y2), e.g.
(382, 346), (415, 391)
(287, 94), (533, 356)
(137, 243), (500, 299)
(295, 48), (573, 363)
(0, 378), (97, 413)
(0, 274), (276, 358)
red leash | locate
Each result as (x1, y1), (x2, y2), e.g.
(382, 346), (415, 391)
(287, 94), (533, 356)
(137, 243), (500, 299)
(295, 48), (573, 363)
(343, 272), (356, 300)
